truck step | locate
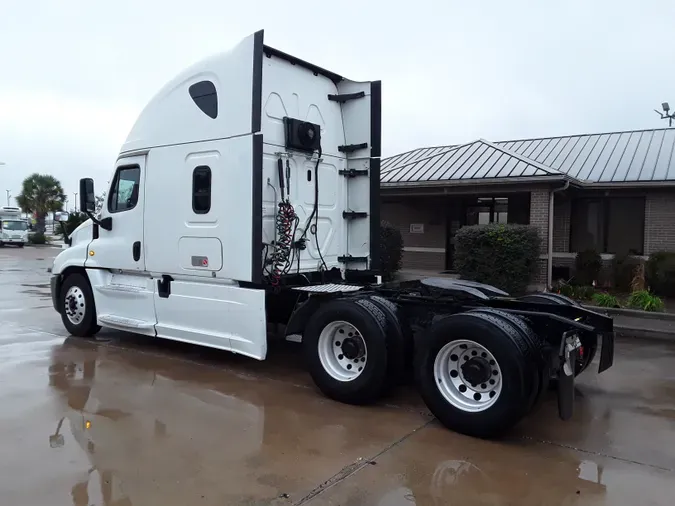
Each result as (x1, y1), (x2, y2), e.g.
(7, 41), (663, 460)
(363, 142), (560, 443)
(337, 255), (368, 264)
(98, 314), (155, 329)
(339, 168), (369, 178)
(327, 91), (365, 103)
(338, 143), (368, 153)
(342, 211), (368, 220)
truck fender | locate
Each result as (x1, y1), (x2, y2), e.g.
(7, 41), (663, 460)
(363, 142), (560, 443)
(284, 296), (325, 337)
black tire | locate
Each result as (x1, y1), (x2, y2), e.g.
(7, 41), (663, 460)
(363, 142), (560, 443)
(59, 272), (101, 338)
(18, 243), (24, 248)
(415, 311), (539, 439)
(519, 292), (579, 306)
(519, 292), (597, 375)
(303, 297), (390, 405)
(466, 308), (549, 414)
(365, 295), (414, 384)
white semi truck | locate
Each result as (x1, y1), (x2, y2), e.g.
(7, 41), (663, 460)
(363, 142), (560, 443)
(49, 30), (615, 439)
(0, 206), (29, 247)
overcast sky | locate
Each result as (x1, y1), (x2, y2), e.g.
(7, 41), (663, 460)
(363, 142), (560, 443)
(1, 0), (674, 209)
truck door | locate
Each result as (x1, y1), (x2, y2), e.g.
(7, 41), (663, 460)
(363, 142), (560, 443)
(84, 155), (157, 335)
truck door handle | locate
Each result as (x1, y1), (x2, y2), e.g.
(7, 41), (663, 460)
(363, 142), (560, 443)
(132, 241), (141, 261)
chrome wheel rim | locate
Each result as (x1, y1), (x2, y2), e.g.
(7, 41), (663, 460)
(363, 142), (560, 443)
(64, 286), (86, 325)
(434, 339), (502, 412)
(317, 321), (367, 382)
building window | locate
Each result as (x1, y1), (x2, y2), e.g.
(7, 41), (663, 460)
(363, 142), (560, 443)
(189, 81), (218, 119)
(192, 166), (211, 214)
(570, 197), (644, 255)
(465, 197), (509, 225)
(108, 165), (140, 213)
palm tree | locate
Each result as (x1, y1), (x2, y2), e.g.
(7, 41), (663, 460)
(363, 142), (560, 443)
(15, 173), (66, 233)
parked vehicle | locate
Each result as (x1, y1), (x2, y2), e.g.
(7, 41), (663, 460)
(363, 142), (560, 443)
(48, 30), (614, 439)
(0, 206), (29, 247)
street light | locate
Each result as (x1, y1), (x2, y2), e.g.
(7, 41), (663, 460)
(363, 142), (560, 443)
(654, 102), (674, 126)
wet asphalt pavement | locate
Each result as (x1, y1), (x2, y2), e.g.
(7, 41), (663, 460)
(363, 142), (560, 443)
(1, 246), (675, 505)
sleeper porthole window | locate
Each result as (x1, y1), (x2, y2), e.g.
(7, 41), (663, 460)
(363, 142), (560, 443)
(188, 81), (218, 119)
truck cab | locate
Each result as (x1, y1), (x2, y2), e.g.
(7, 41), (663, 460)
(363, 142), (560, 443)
(50, 29), (381, 361)
(0, 206), (29, 247)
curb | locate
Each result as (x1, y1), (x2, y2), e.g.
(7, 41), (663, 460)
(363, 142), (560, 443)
(615, 325), (675, 343)
(583, 304), (675, 321)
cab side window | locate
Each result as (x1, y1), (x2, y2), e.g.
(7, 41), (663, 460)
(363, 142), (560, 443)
(192, 166), (211, 214)
(109, 166), (141, 213)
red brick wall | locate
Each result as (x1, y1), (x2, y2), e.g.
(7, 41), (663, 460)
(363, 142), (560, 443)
(644, 193), (675, 254)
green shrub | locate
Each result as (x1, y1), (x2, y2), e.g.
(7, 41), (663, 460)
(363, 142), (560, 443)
(59, 212), (89, 239)
(575, 249), (602, 286)
(379, 221), (403, 281)
(627, 290), (665, 312)
(28, 231), (47, 245)
(592, 292), (620, 308)
(613, 253), (641, 291)
(645, 251), (675, 297)
(573, 285), (596, 301)
(554, 280), (576, 298)
(453, 223), (540, 295)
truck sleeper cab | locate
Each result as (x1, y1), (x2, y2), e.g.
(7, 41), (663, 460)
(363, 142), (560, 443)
(49, 30), (615, 440)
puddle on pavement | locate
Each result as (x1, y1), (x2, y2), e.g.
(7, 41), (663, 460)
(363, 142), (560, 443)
(3, 328), (675, 505)
(21, 283), (50, 289)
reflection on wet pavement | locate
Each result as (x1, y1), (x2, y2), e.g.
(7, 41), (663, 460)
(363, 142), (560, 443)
(1, 246), (675, 505)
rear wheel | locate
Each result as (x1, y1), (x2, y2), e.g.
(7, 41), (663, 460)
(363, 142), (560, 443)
(303, 298), (389, 405)
(415, 311), (539, 438)
(60, 273), (101, 338)
(365, 295), (414, 384)
(466, 308), (548, 414)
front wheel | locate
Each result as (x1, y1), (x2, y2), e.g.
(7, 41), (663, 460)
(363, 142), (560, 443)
(60, 273), (101, 337)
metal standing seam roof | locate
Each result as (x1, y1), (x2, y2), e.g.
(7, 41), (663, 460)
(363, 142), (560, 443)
(382, 127), (675, 185)
(381, 139), (573, 185)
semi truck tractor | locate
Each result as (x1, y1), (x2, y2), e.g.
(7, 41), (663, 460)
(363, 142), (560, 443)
(0, 206), (29, 247)
(49, 29), (615, 439)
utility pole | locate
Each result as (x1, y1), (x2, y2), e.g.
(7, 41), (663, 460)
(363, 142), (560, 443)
(74, 192), (78, 212)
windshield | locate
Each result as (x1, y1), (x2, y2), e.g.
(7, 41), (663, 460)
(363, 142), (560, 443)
(1, 220), (28, 231)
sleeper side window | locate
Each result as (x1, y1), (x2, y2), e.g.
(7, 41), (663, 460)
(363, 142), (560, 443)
(192, 166), (211, 214)
(189, 81), (218, 119)
(108, 165), (141, 213)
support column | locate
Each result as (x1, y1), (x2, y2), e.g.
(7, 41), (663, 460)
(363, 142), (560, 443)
(529, 190), (550, 290)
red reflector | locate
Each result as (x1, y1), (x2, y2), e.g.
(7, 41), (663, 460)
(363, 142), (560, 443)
(579, 346), (584, 358)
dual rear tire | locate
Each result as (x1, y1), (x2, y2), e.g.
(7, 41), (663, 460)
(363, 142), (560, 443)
(303, 297), (544, 438)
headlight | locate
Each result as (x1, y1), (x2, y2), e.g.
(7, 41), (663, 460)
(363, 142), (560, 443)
(0, 233), (7, 239)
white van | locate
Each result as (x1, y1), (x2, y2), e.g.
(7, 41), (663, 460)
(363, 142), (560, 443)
(0, 206), (29, 247)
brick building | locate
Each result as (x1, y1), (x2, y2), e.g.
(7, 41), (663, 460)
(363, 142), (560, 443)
(380, 128), (675, 290)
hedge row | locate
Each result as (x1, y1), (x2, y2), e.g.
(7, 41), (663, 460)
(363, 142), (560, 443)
(453, 223), (540, 295)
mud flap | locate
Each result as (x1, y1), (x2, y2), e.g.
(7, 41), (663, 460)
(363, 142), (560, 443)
(557, 347), (578, 421)
(557, 332), (582, 421)
(598, 331), (615, 373)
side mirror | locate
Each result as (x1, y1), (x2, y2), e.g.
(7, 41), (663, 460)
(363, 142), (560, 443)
(79, 178), (96, 214)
